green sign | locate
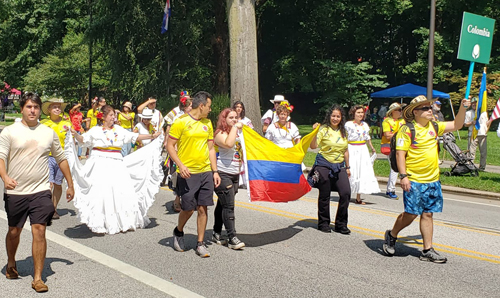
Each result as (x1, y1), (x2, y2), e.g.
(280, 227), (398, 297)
(457, 12), (495, 64)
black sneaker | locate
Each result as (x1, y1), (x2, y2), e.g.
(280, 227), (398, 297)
(383, 230), (397, 256)
(419, 248), (447, 263)
(334, 226), (351, 235)
(318, 226), (331, 233)
(228, 236), (245, 250)
(212, 232), (228, 245)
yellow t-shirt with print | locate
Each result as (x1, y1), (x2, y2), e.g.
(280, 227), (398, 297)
(316, 125), (348, 163)
(168, 114), (214, 174)
(86, 109), (99, 129)
(395, 120), (446, 183)
(40, 118), (72, 150)
(381, 118), (405, 145)
(118, 112), (135, 129)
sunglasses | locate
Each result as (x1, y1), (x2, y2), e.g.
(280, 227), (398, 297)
(414, 106), (432, 112)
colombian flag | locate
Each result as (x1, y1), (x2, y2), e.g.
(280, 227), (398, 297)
(472, 68), (488, 139)
(240, 126), (319, 202)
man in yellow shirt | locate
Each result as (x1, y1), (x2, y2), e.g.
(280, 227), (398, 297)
(41, 98), (72, 219)
(381, 103), (405, 199)
(167, 91), (220, 258)
(383, 95), (470, 263)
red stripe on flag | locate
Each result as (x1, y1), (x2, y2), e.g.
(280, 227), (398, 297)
(491, 98), (500, 121)
(249, 176), (311, 202)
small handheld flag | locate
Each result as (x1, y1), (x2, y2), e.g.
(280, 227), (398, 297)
(490, 98), (500, 121)
(472, 68), (488, 139)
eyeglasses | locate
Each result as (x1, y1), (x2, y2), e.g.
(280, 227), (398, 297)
(414, 106), (432, 112)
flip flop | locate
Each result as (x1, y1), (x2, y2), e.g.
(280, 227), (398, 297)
(355, 200), (366, 205)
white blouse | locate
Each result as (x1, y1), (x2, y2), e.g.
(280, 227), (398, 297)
(265, 122), (300, 149)
(345, 121), (371, 142)
(81, 125), (139, 148)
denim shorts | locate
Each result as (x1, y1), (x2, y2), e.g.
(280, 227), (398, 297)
(403, 181), (443, 215)
(48, 156), (64, 185)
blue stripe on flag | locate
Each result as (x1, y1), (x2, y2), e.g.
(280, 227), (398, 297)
(247, 160), (302, 184)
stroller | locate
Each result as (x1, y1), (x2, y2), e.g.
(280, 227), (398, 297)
(441, 132), (479, 177)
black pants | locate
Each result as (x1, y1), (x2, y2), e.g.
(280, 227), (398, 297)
(316, 166), (351, 230)
(213, 172), (239, 238)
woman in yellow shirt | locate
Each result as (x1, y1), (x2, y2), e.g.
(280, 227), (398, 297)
(309, 104), (351, 234)
(117, 101), (135, 156)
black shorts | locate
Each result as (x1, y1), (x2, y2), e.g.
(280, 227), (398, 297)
(177, 172), (214, 211)
(4, 190), (54, 228)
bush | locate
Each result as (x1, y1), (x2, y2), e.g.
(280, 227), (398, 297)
(208, 94), (231, 125)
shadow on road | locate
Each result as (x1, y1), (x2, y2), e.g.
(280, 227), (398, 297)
(162, 202), (179, 215)
(1, 257), (74, 282)
(64, 224), (105, 239)
(236, 223), (305, 247)
(364, 236), (421, 258)
(144, 217), (159, 229)
(56, 208), (77, 217)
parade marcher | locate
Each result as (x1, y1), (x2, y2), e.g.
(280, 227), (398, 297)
(464, 98), (487, 171)
(117, 101), (135, 156)
(0, 92), (75, 292)
(345, 105), (379, 205)
(265, 101), (300, 148)
(167, 91), (220, 258)
(212, 108), (245, 250)
(137, 97), (163, 133)
(309, 104), (351, 234)
(69, 103), (85, 158)
(40, 98), (73, 219)
(133, 108), (156, 149)
(163, 91), (193, 212)
(261, 95), (288, 133)
(84, 97), (99, 131)
(369, 107), (380, 139)
(68, 105), (163, 234)
(383, 95), (470, 263)
(381, 102), (405, 200)
(233, 100), (254, 129)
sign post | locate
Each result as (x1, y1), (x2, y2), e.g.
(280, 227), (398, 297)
(457, 12), (495, 99)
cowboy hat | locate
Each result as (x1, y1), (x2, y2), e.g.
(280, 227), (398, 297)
(41, 98), (68, 116)
(122, 101), (133, 110)
(386, 102), (402, 117)
(403, 95), (437, 121)
(139, 108), (154, 119)
(269, 95), (286, 104)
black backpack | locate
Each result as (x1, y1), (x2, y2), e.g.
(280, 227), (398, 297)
(389, 121), (439, 172)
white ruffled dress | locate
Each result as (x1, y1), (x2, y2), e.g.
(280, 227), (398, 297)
(65, 125), (164, 234)
(345, 121), (380, 195)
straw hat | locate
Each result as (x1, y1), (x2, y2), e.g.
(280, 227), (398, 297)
(270, 95), (286, 104)
(41, 98), (68, 116)
(403, 95), (436, 121)
(386, 102), (402, 117)
(139, 108), (154, 119)
(122, 101), (133, 110)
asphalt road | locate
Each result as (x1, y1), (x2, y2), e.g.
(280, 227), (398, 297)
(1, 181), (499, 297)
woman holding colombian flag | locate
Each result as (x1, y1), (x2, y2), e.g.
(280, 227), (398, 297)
(212, 108), (245, 250)
(309, 104), (351, 234)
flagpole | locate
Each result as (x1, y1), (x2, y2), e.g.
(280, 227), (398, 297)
(464, 62), (475, 100)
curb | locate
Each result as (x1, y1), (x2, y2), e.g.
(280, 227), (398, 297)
(375, 176), (500, 201)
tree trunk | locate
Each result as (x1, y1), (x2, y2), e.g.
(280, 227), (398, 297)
(227, 0), (262, 133)
(213, 0), (229, 94)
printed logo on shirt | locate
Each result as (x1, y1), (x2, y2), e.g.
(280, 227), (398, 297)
(202, 125), (208, 132)
(429, 130), (436, 137)
(397, 138), (404, 147)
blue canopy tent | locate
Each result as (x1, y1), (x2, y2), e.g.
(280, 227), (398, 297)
(370, 83), (459, 139)
(370, 83), (450, 99)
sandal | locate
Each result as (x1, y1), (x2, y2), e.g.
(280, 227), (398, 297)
(355, 200), (366, 205)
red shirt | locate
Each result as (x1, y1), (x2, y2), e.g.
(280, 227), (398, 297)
(70, 111), (83, 131)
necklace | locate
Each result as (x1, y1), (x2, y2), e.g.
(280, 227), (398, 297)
(102, 125), (118, 145)
(277, 122), (289, 139)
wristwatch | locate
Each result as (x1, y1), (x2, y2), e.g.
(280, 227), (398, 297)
(398, 173), (408, 179)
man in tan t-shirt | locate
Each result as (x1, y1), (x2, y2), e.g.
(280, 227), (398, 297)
(0, 93), (74, 293)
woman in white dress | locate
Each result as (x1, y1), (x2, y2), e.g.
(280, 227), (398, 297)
(265, 101), (300, 148)
(345, 105), (379, 204)
(133, 108), (156, 149)
(67, 105), (163, 234)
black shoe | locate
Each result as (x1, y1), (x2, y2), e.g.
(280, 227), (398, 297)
(318, 226), (332, 233)
(334, 226), (351, 234)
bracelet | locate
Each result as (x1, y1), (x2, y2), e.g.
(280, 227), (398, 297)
(212, 170), (219, 174)
(345, 166), (350, 169)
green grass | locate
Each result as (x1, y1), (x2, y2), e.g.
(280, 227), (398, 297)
(299, 125), (500, 166)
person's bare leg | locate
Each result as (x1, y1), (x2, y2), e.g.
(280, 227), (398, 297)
(391, 212), (418, 238)
(31, 224), (47, 282)
(6, 227), (22, 268)
(420, 212), (434, 250)
(177, 210), (194, 232)
(196, 206), (208, 243)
